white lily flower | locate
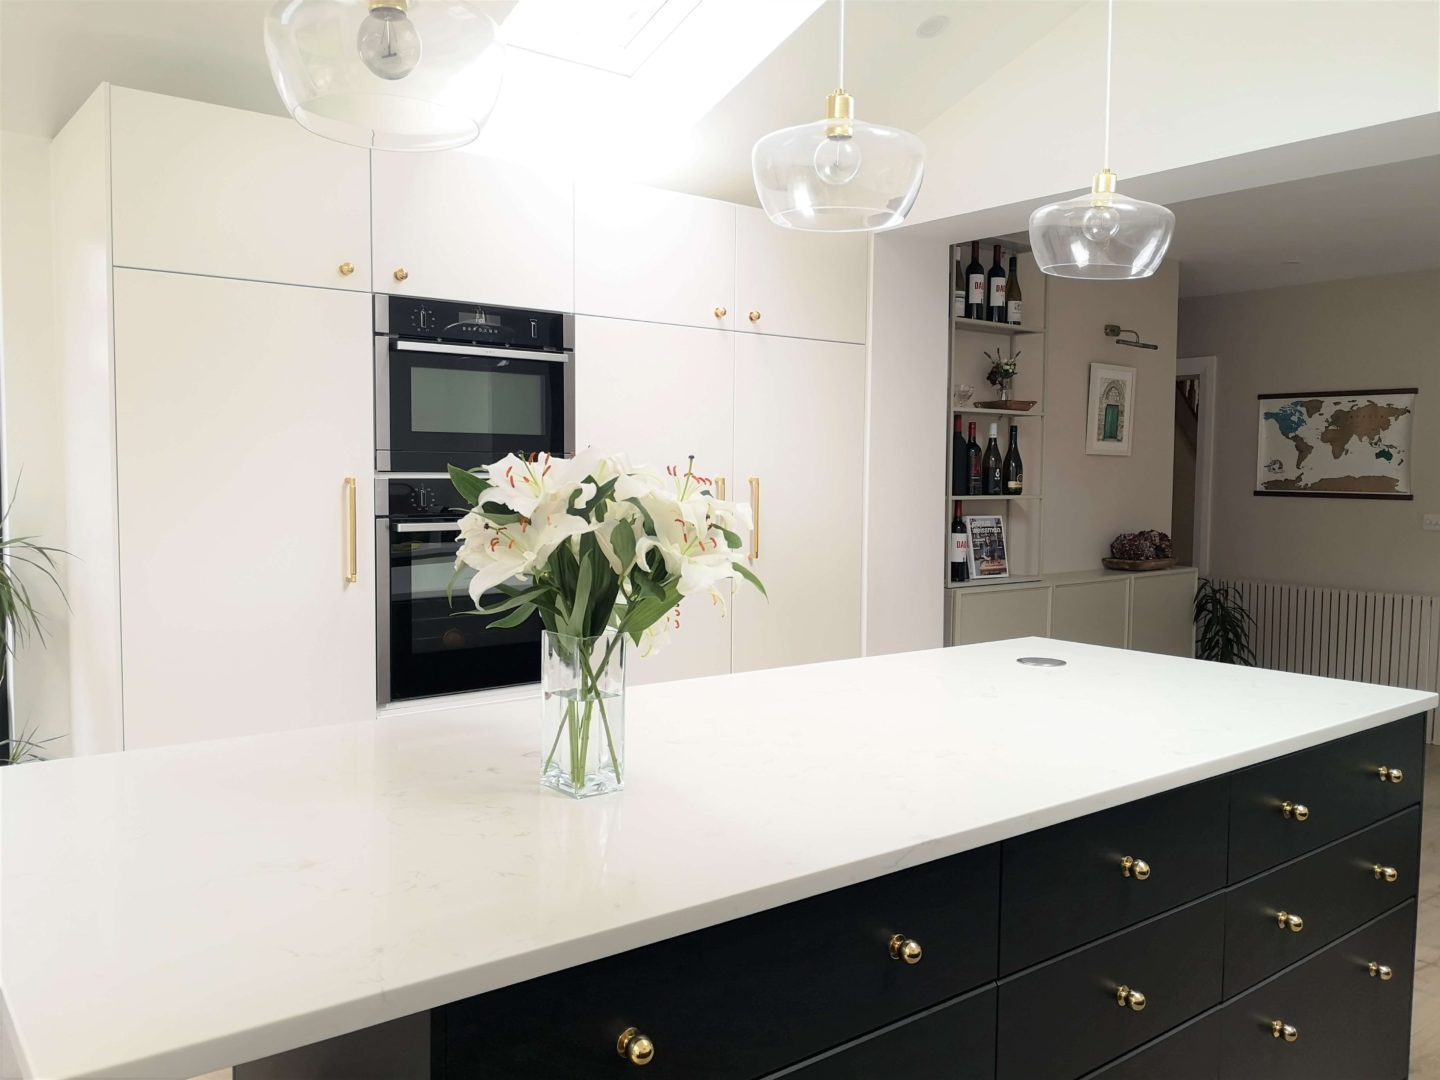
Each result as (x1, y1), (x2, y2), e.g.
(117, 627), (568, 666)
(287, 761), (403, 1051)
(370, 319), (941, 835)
(479, 450), (600, 521)
(455, 505), (591, 601)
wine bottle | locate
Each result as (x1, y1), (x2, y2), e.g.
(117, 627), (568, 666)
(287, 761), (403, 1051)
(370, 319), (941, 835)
(982, 423), (1003, 495)
(965, 241), (986, 321)
(987, 244), (1007, 322)
(966, 421), (982, 496)
(1003, 424), (1024, 494)
(950, 505), (969, 583)
(951, 415), (967, 496)
(1005, 255), (1023, 326)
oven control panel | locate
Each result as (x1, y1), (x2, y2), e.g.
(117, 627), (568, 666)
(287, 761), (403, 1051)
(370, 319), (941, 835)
(379, 295), (570, 352)
(382, 476), (472, 519)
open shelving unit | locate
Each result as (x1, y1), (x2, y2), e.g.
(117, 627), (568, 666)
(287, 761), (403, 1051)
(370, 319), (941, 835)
(945, 237), (1047, 591)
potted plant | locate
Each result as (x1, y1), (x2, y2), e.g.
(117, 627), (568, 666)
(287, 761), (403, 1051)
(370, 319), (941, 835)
(1193, 578), (1256, 665)
(0, 492), (67, 764)
(448, 451), (764, 798)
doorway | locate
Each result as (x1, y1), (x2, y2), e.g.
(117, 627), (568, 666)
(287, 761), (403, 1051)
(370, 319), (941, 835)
(1174, 356), (1216, 572)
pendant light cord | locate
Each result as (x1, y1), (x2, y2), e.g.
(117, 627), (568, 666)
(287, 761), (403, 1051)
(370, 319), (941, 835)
(838, 0), (846, 89)
(1103, 0), (1113, 169)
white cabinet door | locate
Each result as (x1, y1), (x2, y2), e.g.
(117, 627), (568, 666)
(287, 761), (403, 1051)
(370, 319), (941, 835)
(110, 88), (371, 291)
(731, 334), (864, 673)
(735, 206), (869, 344)
(372, 151), (573, 311)
(574, 317), (734, 683)
(113, 271), (375, 749)
(574, 181), (735, 330)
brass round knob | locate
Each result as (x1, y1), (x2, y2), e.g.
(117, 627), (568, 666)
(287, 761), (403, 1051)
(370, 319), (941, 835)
(393, 267), (409, 282)
(1271, 1020), (1299, 1043)
(1276, 911), (1304, 933)
(1374, 864), (1399, 883)
(1115, 985), (1147, 1012)
(713, 306), (727, 318)
(748, 310), (761, 322)
(616, 1027), (654, 1066)
(338, 261), (355, 277)
(888, 933), (923, 964)
(1378, 766), (1404, 784)
(1282, 800), (1309, 822)
(1369, 961), (1394, 981)
(1121, 856), (1151, 881)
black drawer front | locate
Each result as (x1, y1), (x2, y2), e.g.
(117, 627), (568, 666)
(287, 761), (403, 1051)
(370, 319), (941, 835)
(1214, 900), (1417, 1080)
(996, 895), (1224, 1080)
(441, 844), (999, 1079)
(999, 777), (1228, 973)
(768, 987), (995, 1080)
(1222, 806), (1419, 996)
(1228, 714), (1424, 881)
(1078, 1010), (1221, 1080)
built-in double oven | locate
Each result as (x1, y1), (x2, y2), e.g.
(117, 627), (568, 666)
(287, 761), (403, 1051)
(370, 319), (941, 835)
(374, 295), (574, 705)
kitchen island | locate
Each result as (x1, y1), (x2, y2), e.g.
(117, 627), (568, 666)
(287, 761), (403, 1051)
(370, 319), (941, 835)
(1, 638), (1433, 1079)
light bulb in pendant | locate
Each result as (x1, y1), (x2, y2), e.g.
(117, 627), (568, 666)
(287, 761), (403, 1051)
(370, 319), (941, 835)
(358, 3), (421, 81)
(814, 136), (862, 185)
(1081, 203), (1121, 241)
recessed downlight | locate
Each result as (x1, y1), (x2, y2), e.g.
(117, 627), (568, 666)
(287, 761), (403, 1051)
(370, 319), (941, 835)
(916, 14), (949, 38)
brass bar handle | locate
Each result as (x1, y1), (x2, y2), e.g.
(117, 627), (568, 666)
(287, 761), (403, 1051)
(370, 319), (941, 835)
(748, 476), (760, 560)
(1281, 800), (1309, 822)
(344, 477), (358, 584)
(889, 933), (923, 964)
(1378, 766), (1404, 784)
(1271, 1020), (1299, 1043)
(1369, 961), (1394, 981)
(1276, 910), (1304, 933)
(1115, 985), (1147, 1012)
(716, 476), (726, 501)
(1120, 856), (1151, 881)
(1373, 864), (1399, 883)
(616, 1027), (654, 1066)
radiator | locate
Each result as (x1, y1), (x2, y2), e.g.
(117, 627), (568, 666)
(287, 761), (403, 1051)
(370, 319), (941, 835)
(1218, 579), (1440, 741)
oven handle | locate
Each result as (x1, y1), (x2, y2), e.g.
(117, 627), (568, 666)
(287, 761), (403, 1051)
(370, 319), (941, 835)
(395, 340), (571, 363)
(393, 521), (464, 534)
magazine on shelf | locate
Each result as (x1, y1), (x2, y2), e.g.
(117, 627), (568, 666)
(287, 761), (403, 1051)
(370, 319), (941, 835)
(964, 515), (1009, 579)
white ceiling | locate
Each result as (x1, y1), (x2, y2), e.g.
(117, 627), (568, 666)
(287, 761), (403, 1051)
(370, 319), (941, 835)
(1167, 156), (1440, 298)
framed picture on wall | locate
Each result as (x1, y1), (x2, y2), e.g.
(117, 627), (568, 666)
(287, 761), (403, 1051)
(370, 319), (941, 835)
(1255, 388), (1416, 498)
(964, 515), (1009, 580)
(1085, 362), (1137, 456)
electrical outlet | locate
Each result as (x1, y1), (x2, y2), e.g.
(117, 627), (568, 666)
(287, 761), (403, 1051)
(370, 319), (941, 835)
(1424, 514), (1440, 532)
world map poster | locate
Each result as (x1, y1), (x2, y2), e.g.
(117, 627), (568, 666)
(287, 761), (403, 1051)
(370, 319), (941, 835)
(1256, 389), (1416, 498)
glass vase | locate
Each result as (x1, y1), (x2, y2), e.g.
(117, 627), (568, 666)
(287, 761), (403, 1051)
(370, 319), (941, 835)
(999, 375), (1015, 402)
(540, 630), (626, 798)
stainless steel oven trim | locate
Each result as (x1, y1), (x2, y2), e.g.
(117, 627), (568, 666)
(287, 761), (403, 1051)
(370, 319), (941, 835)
(375, 518), (392, 706)
(394, 340), (571, 362)
(375, 335), (392, 472)
(395, 521), (463, 533)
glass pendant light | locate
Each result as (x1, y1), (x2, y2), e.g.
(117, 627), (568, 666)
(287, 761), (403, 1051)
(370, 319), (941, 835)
(1027, 0), (1174, 279)
(264, 0), (504, 151)
(751, 0), (925, 232)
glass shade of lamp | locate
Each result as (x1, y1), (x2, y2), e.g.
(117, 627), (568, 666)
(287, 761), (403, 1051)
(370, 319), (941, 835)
(752, 90), (925, 232)
(1028, 168), (1176, 280)
(264, 0), (504, 151)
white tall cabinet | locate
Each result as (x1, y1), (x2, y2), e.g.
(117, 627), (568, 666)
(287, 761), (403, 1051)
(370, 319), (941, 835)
(112, 272), (375, 748)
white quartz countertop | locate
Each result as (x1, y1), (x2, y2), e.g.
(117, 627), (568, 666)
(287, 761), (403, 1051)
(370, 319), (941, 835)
(2, 639), (1434, 1079)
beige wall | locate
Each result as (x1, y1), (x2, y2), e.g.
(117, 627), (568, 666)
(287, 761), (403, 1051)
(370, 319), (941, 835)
(1041, 261), (1180, 572)
(0, 130), (70, 754)
(1178, 270), (1440, 595)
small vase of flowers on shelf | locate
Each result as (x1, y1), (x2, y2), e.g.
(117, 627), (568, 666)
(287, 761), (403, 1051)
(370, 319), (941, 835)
(985, 348), (1020, 403)
(448, 451), (765, 799)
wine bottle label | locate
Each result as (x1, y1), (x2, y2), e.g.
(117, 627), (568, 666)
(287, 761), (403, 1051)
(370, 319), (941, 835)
(968, 275), (985, 305)
(1007, 300), (1023, 323)
(1006, 477), (1023, 493)
(989, 279), (1006, 305)
(950, 534), (968, 563)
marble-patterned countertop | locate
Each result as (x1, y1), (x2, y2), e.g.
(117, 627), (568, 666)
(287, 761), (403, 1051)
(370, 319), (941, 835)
(1, 638), (1433, 1079)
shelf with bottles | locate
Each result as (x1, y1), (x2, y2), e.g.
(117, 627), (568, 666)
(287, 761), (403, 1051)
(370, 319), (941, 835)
(952, 407), (1044, 417)
(952, 236), (1041, 332)
(949, 494), (1040, 501)
(950, 315), (1046, 336)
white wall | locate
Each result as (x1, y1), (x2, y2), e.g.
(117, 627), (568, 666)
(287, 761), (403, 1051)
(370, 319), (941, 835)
(911, 1), (1440, 227)
(1040, 262), (1180, 572)
(1178, 270), (1440, 596)
(0, 130), (70, 755)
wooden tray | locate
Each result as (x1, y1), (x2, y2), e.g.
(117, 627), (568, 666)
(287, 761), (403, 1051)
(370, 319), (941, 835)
(1102, 557), (1178, 572)
(974, 399), (1038, 411)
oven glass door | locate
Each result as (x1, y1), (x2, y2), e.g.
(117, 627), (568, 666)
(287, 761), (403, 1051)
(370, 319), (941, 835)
(382, 520), (540, 703)
(380, 342), (569, 471)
